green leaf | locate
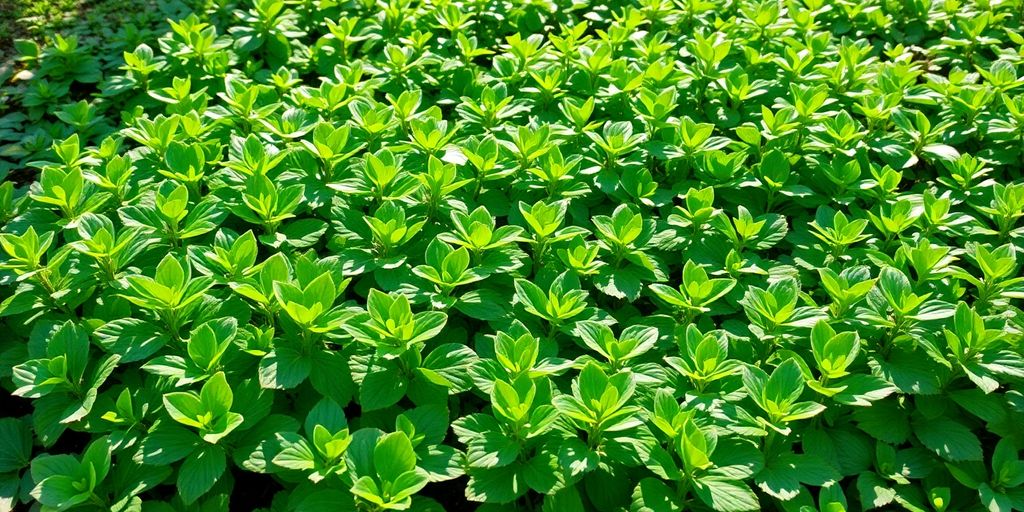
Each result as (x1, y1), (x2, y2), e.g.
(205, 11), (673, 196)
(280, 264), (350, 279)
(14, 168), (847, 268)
(593, 265), (645, 301)
(853, 402), (912, 444)
(305, 398), (348, 435)
(373, 432), (417, 483)
(163, 392), (203, 427)
(0, 474), (18, 512)
(360, 364), (408, 411)
(465, 465), (527, 504)
(137, 425), (199, 465)
(389, 469), (429, 501)
(831, 374), (897, 406)
(912, 416), (983, 462)
(857, 472), (896, 509)
(694, 477), (760, 512)
(558, 438), (598, 479)
(178, 446), (226, 505)
(766, 358), (805, 406)
(0, 418), (32, 472)
(584, 469), (632, 512)
(155, 254), (186, 291)
(421, 344), (477, 392)
(419, 444), (464, 482)
(32, 475), (90, 510)
(514, 279), (549, 318)
(351, 476), (385, 506)
(755, 453), (839, 501)
(631, 478), (682, 512)
(93, 319), (169, 363)
(200, 372), (233, 418)
(873, 351), (947, 395)
(258, 346), (312, 389)
(273, 434), (316, 471)
(81, 437), (112, 484)
(456, 288), (511, 321)
(50, 321), (90, 384)
(278, 218), (328, 249)
(288, 488), (356, 512)
(708, 438), (764, 480)
(32, 394), (73, 446)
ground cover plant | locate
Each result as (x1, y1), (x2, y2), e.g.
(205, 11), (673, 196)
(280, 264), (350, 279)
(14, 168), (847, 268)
(2, 0), (1024, 510)
(0, 0), (200, 183)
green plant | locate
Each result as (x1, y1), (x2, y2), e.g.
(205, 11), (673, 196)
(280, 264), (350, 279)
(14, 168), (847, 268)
(3, 0), (1024, 510)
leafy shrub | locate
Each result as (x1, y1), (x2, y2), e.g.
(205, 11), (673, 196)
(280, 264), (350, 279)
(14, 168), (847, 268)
(0, 0), (200, 183)
(2, 0), (1024, 511)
